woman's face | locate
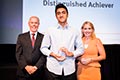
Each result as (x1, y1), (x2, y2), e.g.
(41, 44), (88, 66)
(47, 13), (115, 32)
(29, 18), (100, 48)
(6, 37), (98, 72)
(82, 24), (93, 37)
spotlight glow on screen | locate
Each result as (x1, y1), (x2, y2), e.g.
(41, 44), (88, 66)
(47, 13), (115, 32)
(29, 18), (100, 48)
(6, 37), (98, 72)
(23, 0), (120, 44)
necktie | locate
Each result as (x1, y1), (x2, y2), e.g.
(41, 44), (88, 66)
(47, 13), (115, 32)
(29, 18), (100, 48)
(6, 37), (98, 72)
(31, 34), (35, 47)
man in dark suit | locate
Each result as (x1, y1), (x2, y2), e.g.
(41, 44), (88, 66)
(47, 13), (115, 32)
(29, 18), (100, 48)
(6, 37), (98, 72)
(16, 16), (46, 80)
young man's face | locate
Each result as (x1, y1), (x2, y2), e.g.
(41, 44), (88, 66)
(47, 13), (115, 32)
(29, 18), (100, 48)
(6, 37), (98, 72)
(56, 8), (68, 24)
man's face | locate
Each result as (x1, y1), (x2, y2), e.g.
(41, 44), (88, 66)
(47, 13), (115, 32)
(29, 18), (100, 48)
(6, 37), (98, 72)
(28, 17), (39, 33)
(56, 8), (68, 24)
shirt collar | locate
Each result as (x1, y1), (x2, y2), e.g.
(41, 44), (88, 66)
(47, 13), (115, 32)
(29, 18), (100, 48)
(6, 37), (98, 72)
(30, 31), (37, 36)
(57, 23), (69, 30)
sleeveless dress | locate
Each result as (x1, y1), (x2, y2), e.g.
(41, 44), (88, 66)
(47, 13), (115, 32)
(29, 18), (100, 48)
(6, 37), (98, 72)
(77, 38), (101, 80)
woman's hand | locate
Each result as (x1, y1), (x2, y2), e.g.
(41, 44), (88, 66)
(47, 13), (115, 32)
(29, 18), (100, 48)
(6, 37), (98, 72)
(80, 58), (92, 65)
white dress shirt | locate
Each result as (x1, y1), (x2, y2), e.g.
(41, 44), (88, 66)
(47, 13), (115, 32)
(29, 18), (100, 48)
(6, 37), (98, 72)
(30, 31), (37, 40)
(40, 24), (84, 76)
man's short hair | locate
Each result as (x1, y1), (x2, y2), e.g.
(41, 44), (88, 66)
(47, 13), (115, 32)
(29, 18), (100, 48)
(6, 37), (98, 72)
(55, 3), (68, 14)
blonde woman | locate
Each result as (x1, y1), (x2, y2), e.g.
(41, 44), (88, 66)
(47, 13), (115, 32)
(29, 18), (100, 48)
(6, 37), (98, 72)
(77, 21), (106, 80)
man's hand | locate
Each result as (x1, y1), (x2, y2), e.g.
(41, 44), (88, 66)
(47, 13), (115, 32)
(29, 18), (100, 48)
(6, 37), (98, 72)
(60, 47), (73, 57)
(25, 65), (38, 75)
(50, 52), (66, 61)
(55, 54), (66, 61)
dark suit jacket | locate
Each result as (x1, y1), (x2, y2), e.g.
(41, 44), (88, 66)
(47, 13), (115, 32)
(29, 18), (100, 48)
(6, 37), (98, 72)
(16, 31), (46, 78)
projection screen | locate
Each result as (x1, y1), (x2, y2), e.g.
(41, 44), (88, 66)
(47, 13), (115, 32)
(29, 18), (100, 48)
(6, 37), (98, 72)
(23, 0), (120, 44)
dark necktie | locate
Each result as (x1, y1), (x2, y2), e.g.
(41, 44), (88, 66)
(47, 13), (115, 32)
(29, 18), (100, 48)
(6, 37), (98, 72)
(32, 34), (35, 47)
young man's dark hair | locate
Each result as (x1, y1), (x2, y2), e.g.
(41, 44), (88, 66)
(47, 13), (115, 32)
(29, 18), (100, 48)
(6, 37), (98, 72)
(55, 3), (68, 14)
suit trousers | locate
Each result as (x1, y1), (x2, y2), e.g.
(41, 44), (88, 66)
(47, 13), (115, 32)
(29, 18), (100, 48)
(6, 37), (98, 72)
(44, 68), (77, 80)
(16, 68), (45, 80)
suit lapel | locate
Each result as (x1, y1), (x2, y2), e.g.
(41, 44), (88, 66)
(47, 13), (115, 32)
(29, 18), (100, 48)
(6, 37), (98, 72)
(26, 32), (34, 49)
(34, 32), (39, 49)
(34, 32), (43, 49)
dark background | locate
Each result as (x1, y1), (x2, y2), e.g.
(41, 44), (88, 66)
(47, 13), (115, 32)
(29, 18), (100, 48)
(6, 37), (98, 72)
(0, 0), (120, 80)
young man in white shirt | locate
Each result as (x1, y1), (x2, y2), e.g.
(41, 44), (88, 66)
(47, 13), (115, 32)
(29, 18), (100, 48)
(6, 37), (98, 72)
(40, 3), (84, 80)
